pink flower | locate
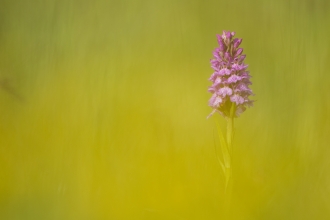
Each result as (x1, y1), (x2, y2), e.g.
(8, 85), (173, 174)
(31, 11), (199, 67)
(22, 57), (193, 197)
(217, 87), (233, 97)
(219, 68), (231, 76)
(208, 31), (254, 118)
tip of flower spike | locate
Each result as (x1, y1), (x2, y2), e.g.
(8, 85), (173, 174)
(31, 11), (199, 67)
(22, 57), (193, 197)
(222, 31), (234, 39)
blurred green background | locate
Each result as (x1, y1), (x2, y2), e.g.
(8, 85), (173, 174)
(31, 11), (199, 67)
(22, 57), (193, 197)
(0, 0), (329, 219)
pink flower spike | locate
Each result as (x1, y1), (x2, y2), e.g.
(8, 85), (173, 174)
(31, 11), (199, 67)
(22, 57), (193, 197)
(208, 31), (254, 118)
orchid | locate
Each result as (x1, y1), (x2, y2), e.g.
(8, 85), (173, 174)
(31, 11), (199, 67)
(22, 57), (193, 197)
(208, 31), (254, 216)
(208, 31), (253, 118)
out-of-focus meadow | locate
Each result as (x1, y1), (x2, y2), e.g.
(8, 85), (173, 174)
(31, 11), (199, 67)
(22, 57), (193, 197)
(0, 0), (330, 219)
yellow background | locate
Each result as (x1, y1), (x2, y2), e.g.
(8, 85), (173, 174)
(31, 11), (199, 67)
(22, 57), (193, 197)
(0, 0), (329, 219)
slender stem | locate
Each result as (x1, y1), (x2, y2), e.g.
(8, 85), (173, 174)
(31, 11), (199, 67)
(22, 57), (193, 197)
(227, 116), (234, 154)
(224, 118), (232, 193)
(224, 115), (234, 193)
(224, 104), (235, 218)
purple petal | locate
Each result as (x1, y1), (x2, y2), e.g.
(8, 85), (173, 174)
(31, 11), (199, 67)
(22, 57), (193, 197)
(233, 38), (242, 49)
(235, 48), (243, 57)
(213, 48), (221, 59)
(208, 86), (216, 93)
(236, 88), (253, 96)
(217, 35), (226, 52)
(224, 52), (232, 61)
(227, 74), (242, 83)
(241, 78), (252, 85)
(235, 106), (246, 117)
(222, 31), (232, 45)
(211, 61), (220, 71)
(214, 96), (222, 106)
(209, 93), (216, 106)
(215, 76), (222, 84)
(208, 72), (216, 81)
(225, 31), (232, 40)
(239, 71), (251, 79)
(209, 94), (223, 108)
(219, 68), (231, 76)
(217, 86), (233, 96)
(216, 34), (222, 45)
(245, 100), (254, 107)
(211, 75), (223, 87)
(210, 59), (219, 64)
(232, 63), (248, 71)
(222, 31), (227, 39)
(236, 55), (246, 63)
(235, 82), (249, 91)
(230, 94), (245, 105)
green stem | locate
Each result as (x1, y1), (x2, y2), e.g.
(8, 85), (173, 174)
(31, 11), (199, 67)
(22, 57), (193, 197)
(225, 115), (234, 194)
(227, 116), (234, 154)
(214, 104), (236, 218)
(224, 104), (236, 218)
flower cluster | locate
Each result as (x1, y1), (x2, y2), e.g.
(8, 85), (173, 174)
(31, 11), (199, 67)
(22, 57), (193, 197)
(208, 31), (253, 118)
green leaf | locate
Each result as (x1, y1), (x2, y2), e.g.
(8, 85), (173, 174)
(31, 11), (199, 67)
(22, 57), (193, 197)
(213, 131), (226, 174)
(215, 120), (231, 169)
